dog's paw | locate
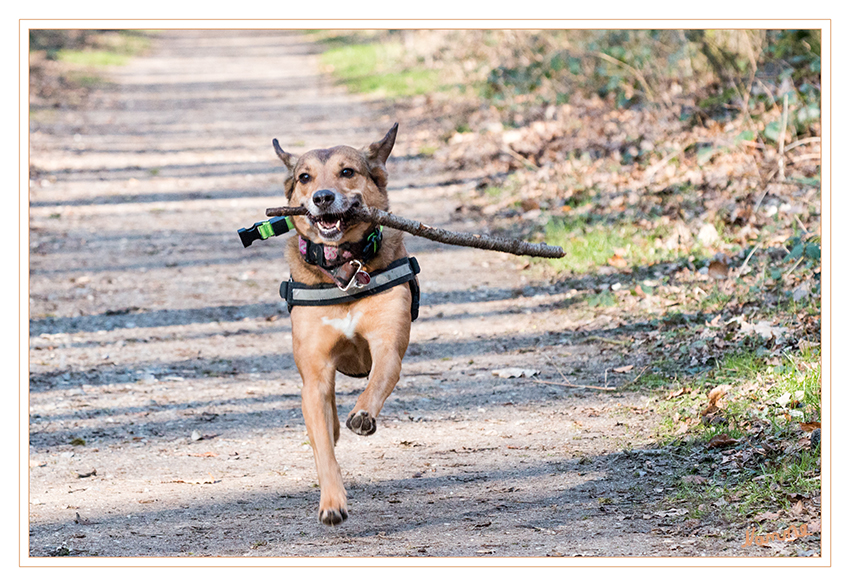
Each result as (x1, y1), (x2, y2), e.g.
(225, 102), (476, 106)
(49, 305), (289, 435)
(346, 409), (376, 436)
(319, 506), (349, 526)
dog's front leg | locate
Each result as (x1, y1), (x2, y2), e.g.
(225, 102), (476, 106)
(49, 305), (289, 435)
(346, 320), (410, 436)
(299, 362), (348, 525)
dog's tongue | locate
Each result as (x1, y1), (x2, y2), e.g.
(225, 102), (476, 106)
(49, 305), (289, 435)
(319, 218), (340, 230)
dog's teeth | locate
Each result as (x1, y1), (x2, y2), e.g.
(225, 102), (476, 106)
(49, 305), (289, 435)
(335, 220), (341, 229)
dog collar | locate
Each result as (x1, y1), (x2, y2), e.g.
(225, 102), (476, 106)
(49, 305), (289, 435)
(280, 257), (420, 321)
(298, 226), (383, 290)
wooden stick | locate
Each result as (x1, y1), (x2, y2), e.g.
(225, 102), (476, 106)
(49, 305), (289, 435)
(528, 378), (617, 392)
(778, 93), (789, 181)
(265, 205), (566, 259)
(530, 364), (650, 393)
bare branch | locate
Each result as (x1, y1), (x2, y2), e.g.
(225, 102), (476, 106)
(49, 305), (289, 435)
(265, 206), (566, 259)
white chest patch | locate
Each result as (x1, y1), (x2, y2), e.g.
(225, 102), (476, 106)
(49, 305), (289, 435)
(321, 311), (362, 340)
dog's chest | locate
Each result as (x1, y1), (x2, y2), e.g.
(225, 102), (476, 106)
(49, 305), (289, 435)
(320, 310), (362, 339)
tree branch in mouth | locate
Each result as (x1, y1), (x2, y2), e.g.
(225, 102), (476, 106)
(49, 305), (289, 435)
(266, 205), (566, 259)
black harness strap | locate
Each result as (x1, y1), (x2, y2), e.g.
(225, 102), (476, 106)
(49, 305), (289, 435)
(280, 257), (421, 321)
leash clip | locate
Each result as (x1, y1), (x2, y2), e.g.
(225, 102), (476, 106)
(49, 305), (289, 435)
(338, 260), (372, 292)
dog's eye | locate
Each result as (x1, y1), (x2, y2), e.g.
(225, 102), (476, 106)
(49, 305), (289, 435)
(298, 173), (311, 184)
(341, 168), (355, 178)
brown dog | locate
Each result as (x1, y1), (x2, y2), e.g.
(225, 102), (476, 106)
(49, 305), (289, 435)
(272, 124), (418, 525)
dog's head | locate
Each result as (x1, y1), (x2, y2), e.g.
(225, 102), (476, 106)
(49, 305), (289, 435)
(272, 124), (397, 245)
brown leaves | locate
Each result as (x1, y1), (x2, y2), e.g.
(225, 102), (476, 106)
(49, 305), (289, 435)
(701, 384), (730, 425)
(752, 511), (780, 523)
(667, 387), (692, 399)
(607, 253), (628, 269)
(707, 259), (729, 280)
(800, 421), (821, 432)
(706, 385), (729, 406)
(707, 433), (739, 449)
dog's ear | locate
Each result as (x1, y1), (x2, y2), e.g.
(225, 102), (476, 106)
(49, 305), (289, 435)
(272, 138), (296, 170)
(363, 123), (398, 166)
(272, 138), (297, 198)
(362, 123), (398, 190)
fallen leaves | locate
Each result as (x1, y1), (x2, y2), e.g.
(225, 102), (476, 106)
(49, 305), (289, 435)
(707, 259), (729, 280)
(607, 253), (628, 269)
(707, 433), (739, 449)
(667, 387), (692, 399)
(752, 511), (780, 523)
(706, 385), (729, 406)
(799, 421), (821, 432)
(728, 316), (789, 341)
(700, 384), (730, 425)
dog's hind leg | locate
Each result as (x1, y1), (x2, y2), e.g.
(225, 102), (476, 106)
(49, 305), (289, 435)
(297, 360), (348, 525)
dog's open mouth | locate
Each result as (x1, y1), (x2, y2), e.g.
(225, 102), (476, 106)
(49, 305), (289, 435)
(315, 216), (344, 236)
(308, 206), (359, 240)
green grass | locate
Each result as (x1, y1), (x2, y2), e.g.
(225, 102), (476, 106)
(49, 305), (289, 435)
(39, 30), (151, 68)
(733, 448), (821, 516)
(57, 49), (130, 67)
(652, 347), (821, 518)
(698, 286), (733, 312)
(543, 215), (681, 274)
(320, 42), (443, 98)
(64, 71), (106, 87)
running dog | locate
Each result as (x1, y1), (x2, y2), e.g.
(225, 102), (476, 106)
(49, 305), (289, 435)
(272, 124), (419, 525)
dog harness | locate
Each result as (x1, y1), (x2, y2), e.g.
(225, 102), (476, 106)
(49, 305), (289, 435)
(280, 256), (420, 321)
(238, 216), (421, 321)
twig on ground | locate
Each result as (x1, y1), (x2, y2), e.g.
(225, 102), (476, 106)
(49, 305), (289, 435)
(529, 378), (617, 392)
(790, 153), (822, 165)
(594, 51), (660, 105)
(644, 143), (690, 181)
(784, 255), (806, 277)
(531, 367), (650, 392)
(784, 136), (820, 153)
(623, 365), (651, 389)
(752, 166), (779, 213)
(778, 93), (789, 181)
(795, 216), (810, 236)
(502, 145), (540, 170)
(536, 354), (649, 393)
(265, 205), (566, 259)
(737, 243), (761, 277)
(543, 353), (572, 382)
(583, 335), (630, 346)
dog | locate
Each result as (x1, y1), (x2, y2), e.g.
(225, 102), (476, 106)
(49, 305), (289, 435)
(272, 124), (419, 525)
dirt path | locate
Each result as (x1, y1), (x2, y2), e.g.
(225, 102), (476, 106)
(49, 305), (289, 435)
(29, 30), (756, 558)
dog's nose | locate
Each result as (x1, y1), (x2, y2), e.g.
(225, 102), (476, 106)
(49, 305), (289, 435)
(312, 189), (336, 208)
